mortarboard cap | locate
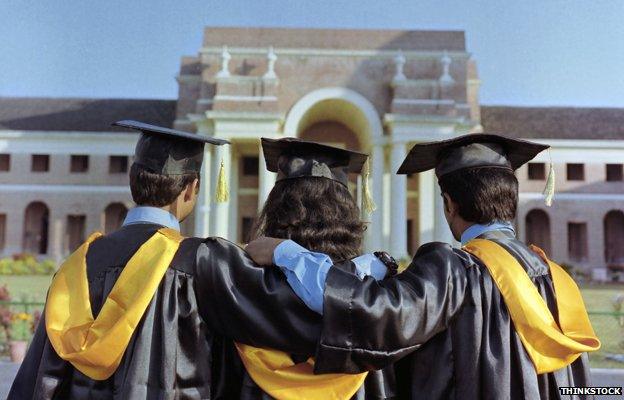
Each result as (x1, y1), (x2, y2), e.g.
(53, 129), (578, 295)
(112, 120), (229, 175)
(397, 133), (549, 178)
(261, 137), (368, 187)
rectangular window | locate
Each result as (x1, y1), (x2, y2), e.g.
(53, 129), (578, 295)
(31, 154), (50, 172)
(568, 222), (588, 262)
(566, 164), (584, 181)
(606, 164), (623, 182)
(70, 155), (89, 173)
(0, 214), (6, 252)
(242, 156), (259, 176)
(109, 156), (129, 173)
(67, 215), (86, 252)
(528, 163), (546, 180)
(0, 154), (10, 171)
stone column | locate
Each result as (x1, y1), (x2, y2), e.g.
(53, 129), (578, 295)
(418, 170), (436, 246)
(364, 143), (384, 251)
(194, 148), (212, 237)
(389, 142), (408, 259)
(48, 210), (65, 262)
(257, 143), (276, 212)
(210, 144), (231, 238)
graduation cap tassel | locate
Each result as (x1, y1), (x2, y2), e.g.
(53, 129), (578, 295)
(543, 150), (555, 207)
(216, 159), (229, 203)
(362, 158), (377, 214)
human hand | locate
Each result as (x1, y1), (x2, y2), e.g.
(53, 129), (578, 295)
(245, 236), (286, 265)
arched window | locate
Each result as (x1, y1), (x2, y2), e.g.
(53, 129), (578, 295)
(104, 203), (128, 234)
(604, 210), (624, 265)
(525, 209), (551, 254)
(23, 202), (49, 254)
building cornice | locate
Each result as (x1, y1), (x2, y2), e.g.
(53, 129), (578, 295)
(200, 46), (470, 59)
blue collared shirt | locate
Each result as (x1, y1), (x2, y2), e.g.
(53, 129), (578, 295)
(460, 221), (516, 245)
(122, 206), (181, 231)
(273, 240), (387, 314)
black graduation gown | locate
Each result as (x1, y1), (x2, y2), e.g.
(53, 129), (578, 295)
(314, 230), (592, 400)
(9, 223), (395, 400)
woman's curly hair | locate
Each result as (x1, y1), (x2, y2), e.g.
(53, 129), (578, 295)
(253, 177), (366, 261)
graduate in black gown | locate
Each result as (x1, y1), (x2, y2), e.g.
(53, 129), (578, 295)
(248, 134), (601, 400)
(8, 121), (326, 400)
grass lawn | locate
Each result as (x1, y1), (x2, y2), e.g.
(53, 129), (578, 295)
(0, 275), (51, 304)
(0, 276), (623, 368)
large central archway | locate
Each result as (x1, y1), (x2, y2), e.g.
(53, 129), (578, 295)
(283, 87), (384, 149)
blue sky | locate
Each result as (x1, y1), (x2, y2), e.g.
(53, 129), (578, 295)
(1, 0), (623, 107)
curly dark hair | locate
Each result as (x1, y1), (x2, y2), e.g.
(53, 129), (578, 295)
(253, 177), (366, 261)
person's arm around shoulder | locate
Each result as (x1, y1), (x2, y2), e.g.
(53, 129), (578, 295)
(315, 241), (469, 373)
(193, 236), (321, 355)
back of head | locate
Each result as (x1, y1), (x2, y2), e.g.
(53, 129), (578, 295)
(438, 167), (519, 224)
(129, 163), (198, 207)
(254, 177), (365, 261)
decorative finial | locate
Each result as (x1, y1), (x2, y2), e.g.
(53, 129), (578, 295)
(439, 50), (455, 86)
(216, 45), (231, 78)
(393, 50), (406, 83)
(263, 46), (278, 79)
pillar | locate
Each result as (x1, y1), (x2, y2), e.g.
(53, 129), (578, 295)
(418, 170), (436, 245)
(194, 147), (212, 237)
(389, 142), (408, 259)
(257, 142), (276, 211)
(210, 144), (231, 238)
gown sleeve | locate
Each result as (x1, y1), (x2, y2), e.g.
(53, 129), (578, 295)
(194, 237), (322, 355)
(314, 242), (469, 374)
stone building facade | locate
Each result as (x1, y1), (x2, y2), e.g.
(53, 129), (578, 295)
(0, 27), (622, 276)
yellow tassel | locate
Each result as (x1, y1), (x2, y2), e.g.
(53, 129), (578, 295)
(216, 159), (229, 203)
(362, 158), (377, 213)
(543, 150), (555, 207)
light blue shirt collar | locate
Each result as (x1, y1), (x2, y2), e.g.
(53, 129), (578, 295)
(122, 206), (180, 231)
(460, 221), (516, 246)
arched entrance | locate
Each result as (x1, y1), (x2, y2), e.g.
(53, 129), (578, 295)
(104, 203), (128, 234)
(525, 209), (551, 254)
(604, 210), (624, 265)
(23, 202), (49, 254)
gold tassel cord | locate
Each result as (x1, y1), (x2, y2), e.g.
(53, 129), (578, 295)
(543, 149), (555, 207)
(216, 159), (229, 203)
(362, 158), (377, 214)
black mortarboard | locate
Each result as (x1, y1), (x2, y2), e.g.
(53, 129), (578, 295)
(112, 120), (229, 175)
(261, 137), (368, 187)
(397, 133), (550, 178)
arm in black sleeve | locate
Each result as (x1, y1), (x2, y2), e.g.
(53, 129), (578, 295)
(194, 237), (321, 355)
(314, 242), (469, 373)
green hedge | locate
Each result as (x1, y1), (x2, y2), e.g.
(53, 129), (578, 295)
(0, 256), (56, 275)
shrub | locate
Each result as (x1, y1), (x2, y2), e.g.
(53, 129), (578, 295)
(0, 257), (57, 275)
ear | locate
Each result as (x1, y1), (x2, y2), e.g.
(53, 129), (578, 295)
(443, 193), (456, 216)
(184, 178), (199, 201)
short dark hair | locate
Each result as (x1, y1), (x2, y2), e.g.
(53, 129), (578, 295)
(129, 163), (198, 207)
(254, 177), (366, 261)
(438, 167), (518, 224)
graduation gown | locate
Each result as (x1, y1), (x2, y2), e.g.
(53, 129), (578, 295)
(314, 230), (592, 400)
(9, 223), (395, 400)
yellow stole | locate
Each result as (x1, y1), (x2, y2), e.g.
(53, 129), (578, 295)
(463, 239), (600, 374)
(235, 343), (368, 400)
(45, 228), (183, 380)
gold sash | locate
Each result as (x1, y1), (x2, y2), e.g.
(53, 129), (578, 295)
(235, 343), (368, 400)
(45, 228), (183, 380)
(463, 239), (600, 374)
